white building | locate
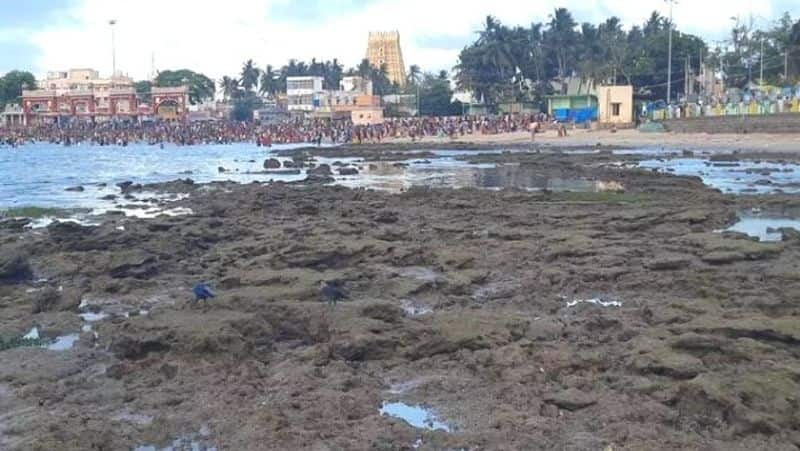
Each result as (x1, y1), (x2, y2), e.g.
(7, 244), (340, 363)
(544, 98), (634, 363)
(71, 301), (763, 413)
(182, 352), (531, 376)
(340, 76), (373, 95)
(286, 76), (325, 113)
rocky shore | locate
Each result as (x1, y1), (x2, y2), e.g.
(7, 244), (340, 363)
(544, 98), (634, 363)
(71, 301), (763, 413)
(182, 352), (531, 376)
(2, 150), (800, 450)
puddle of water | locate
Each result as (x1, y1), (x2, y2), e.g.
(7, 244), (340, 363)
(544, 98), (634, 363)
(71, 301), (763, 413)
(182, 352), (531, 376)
(26, 217), (101, 229)
(725, 216), (800, 242)
(380, 401), (452, 432)
(113, 206), (194, 219)
(112, 411), (153, 426)
(79, 312), (109, 322)
(332, 160), (622, 193)
(134, 438), (217, 451)
(566, 298), (623, 308)
(395, 267), (442, 282)
(400, 300), (433, 316)
(639, 158), (800, 194)
(23, 327), (39, 340)
(47, 334), (79, 351)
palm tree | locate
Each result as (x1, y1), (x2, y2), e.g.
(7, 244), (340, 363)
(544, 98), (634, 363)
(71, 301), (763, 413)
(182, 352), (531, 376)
(357, 59), (373, 78)
(407, 64), (423, 85)
(545, 8), (579, 78)
(219, 76), (240, 102)
(259, 65), (280, 97)
(240, 59), (260, 92)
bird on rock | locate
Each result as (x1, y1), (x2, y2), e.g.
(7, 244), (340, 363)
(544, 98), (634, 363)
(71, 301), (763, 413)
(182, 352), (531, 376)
(192, 283), (215, 303)
(320, 281), (348, 307)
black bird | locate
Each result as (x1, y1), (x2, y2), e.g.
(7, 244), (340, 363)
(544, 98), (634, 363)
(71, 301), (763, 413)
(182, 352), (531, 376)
(192, 283), (215, 302)
(320, 281), (348, 307)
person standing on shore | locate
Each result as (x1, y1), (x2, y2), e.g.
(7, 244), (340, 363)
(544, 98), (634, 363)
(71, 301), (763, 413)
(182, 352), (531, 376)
(528, 121), (538, 142)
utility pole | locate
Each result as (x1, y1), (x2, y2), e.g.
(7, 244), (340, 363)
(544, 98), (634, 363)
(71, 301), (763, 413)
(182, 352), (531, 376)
(759, 37), (764, 85)
(109, 19), (117, 77)
(684, 55), (689, 97)
(785, 49), (789, 81)
(666, 0), (675, 103)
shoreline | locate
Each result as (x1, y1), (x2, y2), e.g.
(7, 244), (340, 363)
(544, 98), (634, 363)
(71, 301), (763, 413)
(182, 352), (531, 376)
(289, 129), (800, 154)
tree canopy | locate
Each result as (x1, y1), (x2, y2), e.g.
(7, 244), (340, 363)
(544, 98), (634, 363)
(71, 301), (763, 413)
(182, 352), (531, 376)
(0, 71), (36, 109)
(154, 69), (215, 105)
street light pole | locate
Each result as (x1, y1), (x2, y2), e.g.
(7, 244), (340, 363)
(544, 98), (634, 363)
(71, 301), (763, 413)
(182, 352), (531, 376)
(759, 37), (764, 85)
(109, 19), (117, 76)
(666, 0), (675, 103)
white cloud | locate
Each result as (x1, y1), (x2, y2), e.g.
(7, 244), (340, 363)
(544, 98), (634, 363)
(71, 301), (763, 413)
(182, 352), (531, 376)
(27, 0), (799, 82)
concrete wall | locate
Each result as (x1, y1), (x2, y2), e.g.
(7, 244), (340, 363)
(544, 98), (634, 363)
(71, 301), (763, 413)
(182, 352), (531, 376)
(598, 85), (633, 124)
(662, 113), (800, 134)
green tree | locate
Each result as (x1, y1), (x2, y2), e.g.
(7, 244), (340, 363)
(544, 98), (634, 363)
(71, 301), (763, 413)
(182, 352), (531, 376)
(133, 80), (152, 103)
(219, 76), (241, 102)
(259, 65), (280, 97)
(155, 69), (215, 105)
(230, 91), (263, 122)
(419, 72), (462, 116)
(0, 70), (36, 108)
(240, 59), (260, 92)
(544, 8), (579, 78)
(407, 64), (422, 86)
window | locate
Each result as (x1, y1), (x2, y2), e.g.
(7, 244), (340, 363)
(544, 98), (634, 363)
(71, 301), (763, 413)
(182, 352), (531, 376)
(611, 103), (621, 117)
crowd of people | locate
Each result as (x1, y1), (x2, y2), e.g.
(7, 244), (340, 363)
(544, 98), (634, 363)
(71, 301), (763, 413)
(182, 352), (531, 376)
(0, 113), (557, 148)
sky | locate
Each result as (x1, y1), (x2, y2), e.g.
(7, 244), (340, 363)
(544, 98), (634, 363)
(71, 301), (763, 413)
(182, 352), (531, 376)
(1, 0), (798, 83)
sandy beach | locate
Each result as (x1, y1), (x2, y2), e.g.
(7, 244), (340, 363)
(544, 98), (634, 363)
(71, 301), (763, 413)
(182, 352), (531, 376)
(385, 128), (800, 153)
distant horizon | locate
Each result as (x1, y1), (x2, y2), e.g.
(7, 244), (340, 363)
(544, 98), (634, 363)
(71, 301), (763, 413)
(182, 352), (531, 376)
(2, 0), (799, 82)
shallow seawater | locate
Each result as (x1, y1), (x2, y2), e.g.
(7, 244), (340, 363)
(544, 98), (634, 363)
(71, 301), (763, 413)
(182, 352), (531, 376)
(400, 299), (433, 316)
(47, 334), (79, 351)
(133, 439), (217, 451)
(380, 401), (451, 432)
(334, 160), (620, 193)
(638, 158), (800, 194)
(725, 216), (800, 241)
(0, 142), (308, 210)
(566, 297), (623, 308)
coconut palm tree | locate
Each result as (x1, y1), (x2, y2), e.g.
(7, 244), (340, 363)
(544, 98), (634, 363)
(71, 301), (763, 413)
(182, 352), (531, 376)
(407, 64), (423, 86)
(240, 59), (260, 92)
(259, 65), (280, 97)
(219, 76), (240, 102)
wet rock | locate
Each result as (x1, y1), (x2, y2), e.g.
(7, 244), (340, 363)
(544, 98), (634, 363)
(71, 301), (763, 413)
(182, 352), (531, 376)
(220, 277), (242, 289)
(65, 185), (85, 192)
(0, 251), (32, 284)
(282, 160), (296, 168)
(334, 336), (400, 361)
(30, 287), (61, 314)
(701, 251), (747, 265)
(0, 218), (31, 231)
(116, 181), (133, 190)
(108, 251), (159, 279)
(100, 194), (118, 201)
(543, 388), (598, 411)
(264, 158), (281, 169)
(361, 303), (404, 323)
(218, 166), (228, 173)
(296, 204), (319, 215)
(374, 211), (399, 224)
(630, 347), (704, 379)
(159, 363), (178, 380)
(645, 254), (692, 271)
(110, 335), (171, 360)
(307, 164), (332, 177)
(337, 167), (359, 176)
(779, 227), (800, 241)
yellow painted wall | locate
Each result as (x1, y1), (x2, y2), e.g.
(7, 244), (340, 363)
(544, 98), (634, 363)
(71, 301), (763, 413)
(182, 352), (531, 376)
(597, 85), (633, 124)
